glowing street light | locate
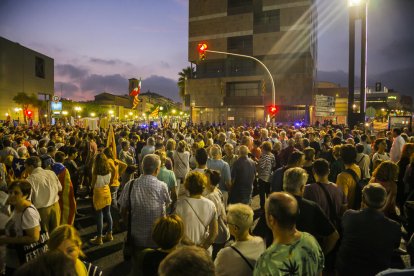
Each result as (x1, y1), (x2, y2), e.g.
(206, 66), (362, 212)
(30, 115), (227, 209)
(129, 112), (133, 116)
(160, 106), (164, 111)
(172, 109), (177, 114)
(90, 112), (96, 117)
(348, 0), (363, 7)
(62, 111), (68, 116)
(179, 111), (183, 115)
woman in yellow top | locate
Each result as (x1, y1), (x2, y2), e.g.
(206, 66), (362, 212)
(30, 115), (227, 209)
(48, 224), (103, 276)
(90, 153), (112, 245)
(336, 144), (362, 209)
(103, 147), (126, 232)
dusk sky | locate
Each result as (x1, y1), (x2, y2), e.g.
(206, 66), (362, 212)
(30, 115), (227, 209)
(1, 0), (413, 101)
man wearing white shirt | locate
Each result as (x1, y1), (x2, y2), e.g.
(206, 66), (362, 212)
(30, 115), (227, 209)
(390, 128), (406, 162)
(25, 156), (62, 232)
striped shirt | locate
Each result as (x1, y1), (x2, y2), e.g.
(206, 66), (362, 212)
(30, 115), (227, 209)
(257, 152), (275, 182)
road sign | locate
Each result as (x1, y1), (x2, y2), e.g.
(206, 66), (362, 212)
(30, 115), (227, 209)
(52, 95), (60, 103)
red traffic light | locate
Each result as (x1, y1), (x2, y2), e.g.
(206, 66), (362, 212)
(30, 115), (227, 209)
(25, 109), (33, 118)
(268, 105), (279, 115)
(197, 43), (208, 54)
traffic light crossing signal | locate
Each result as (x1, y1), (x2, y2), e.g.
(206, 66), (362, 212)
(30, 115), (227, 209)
(25, 109), (33, 118)
(268, 105), (279, 116)
(198, 43), (207, 60)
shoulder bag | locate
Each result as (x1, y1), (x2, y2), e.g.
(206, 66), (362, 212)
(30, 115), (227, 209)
(230, 245), (254, 270)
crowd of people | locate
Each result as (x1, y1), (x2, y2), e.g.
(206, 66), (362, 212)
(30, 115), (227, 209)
(0, 122), (414, 275)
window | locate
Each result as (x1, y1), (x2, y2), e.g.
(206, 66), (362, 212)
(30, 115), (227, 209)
(226, 58), (256, 77)
(35, 57), (45, 78)
(227, 82), (260, 97)
(197, 60), (225, 78)
(254, 10), (280, 33)
(228, 0), (252, 15)
(227, 35), (253, 55)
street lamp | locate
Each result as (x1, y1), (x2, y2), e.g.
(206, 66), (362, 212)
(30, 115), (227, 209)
(172, 109), (177, 114)
(90, 112), (96, 117)
(74, 106), (82, 118)
(348, 0), (367, 127)
(62, 111), (68, 116)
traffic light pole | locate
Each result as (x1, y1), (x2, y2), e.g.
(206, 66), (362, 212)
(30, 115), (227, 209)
(204, 49), (276, 106)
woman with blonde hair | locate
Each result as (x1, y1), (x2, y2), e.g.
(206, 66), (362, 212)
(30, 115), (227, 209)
(90, 153), (113, 245)
(48, 224), (102, 276)
(370, 160), (399, 220)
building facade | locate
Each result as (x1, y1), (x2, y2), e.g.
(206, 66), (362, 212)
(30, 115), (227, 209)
(187, 0), (317, 125)
(0, 37), (54, 123)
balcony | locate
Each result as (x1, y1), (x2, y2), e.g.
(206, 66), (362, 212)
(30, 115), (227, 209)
(223, 96), (263, 106)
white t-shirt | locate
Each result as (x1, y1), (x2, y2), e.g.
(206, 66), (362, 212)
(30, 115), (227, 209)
(175, 196), (217, 246)
(215, 237), (266, 276)
(95, 173), (111, 188)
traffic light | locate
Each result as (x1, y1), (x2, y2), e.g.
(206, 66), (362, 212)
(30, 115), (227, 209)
(197, 43), (208, 60)
(268, 105), (279, 116)
(25, 109), (33, 118)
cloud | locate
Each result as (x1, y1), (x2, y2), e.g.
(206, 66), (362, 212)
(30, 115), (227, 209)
(89, 58), (133, 66)
(141, 75), (180, 102)
(56, 64), (88, 79)
(54, 82), (79, 94)
(318, 67), (414, 98)
(80, 74), (129, 94)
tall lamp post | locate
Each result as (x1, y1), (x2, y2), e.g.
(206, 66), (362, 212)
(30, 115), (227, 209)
(348, 0), (368, 127)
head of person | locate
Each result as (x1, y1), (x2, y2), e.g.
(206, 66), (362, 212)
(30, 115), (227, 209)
(401, 143), (414, 162)
(392, 128), (402, 138)
(142, 154), (161, 175)
(195, 148), (208, 167)
(152, 215), (184, 251)
(183, 171), (206, 196)
(147, 137), (156, 146)
(54, 151), (66, 163)
(223, 143), (234, 156)
(177, 140), (187, 153)
(372, 160), (398, 182)
(48, 224), (84, 262)
(121, 140), (130, 151)
(158, 246), (215, 276)
(287, 151), (305, 167)
(103, 147), (114, 160)
(332, 137), (342, 146)
(340, 144), (357, 165)
(303, 147), (315, 162)
(261, 141), (272, 153)
(7, 180), (32, 206)
(238, 145), (249, 158)
(265, 192), (299, 232)
(227, 204), (254, 238)
(283, 167), (308, 196)
(93, 153), (110, 176)
(355, 143), (364, 154)
(14, 251), (77, 276)
(362, 183), (387, 210)
(374, 138), (387, 152)
(67, 147), (78, 159)
(204, 169), (221, 189)
(209, 144), (222, 160)
(17, 146), (28, 159)
(166, 138), (176, 151)
(313, 158), (330, 179)
(155, 149), (168, 167)
(24, 156), (42, 174)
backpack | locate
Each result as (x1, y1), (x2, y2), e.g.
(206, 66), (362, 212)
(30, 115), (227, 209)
(344, 168), (369, 210)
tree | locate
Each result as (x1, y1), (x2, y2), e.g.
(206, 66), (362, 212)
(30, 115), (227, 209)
(12, 92), (41, 124)
(177, 66), (196, 102)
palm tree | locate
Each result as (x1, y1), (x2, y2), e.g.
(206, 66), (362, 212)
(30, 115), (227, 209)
(177, 66), (196, 101)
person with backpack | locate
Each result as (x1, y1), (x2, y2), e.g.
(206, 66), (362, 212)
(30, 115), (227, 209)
(336, 144), (363, 210)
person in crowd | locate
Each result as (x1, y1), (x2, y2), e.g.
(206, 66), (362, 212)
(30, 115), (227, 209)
(308, 132), (321, 157)
(90, 153), (113, 245)
(193, 147), (208, 174)
(119, 154), (171, 274)
(215, 204), (266, 276)
(328, 145), (344, 183)
(165, 138), (176, 166)
(207, 145), (231, 206)
(336, 144), (361, 209)
(360, 134), (371, 155)
(136, 215), (184, 276)
(304, 158), (347, 222)
(63, 147), (82, 199)
(158, 246), (215, 276)
(222, 143), (238, 171)
(25, 156), (62, 232)
(320, 134), (333, 161)
(229, 145), (256, 205)
(174, 171), (218, 253)
(11, 147), (28, 179)
(271, 151), (304, 193)
(302, 147), (315, 184)
(253, 192), (324, 276)
(155, 150), (178, 210)
(397, 143), (414, 208)
(103, 147), (127, 233)
(370, 160), (399, 220)
(172, 140), (190, 185)
(48, 224), (103, 276)
(278, 138), (296, 165)
(355, 143), (371, 181)
(372, 138), (391, 170)
(250, 140), (262, 162)
(257, 141), (275, 209)
(140, 137), (155, 161)
(390, 128), (406, 162)
(0, 180), (41, 275)
(336, 183), (401, 276)
(52, 151), (76, 225)
(14, 251), (77, 276)
(204, 169), (229, 258)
